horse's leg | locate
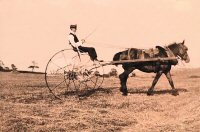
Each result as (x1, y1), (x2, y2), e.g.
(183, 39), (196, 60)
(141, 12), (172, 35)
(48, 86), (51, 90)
(164, 72), (179, 96)
(119, 67), (134, 96)
(147, 71), (163, 96)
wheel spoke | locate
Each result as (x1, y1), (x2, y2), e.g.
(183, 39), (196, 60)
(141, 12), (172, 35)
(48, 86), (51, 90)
(50, 61), (62, 69)
(56, 65), (71, 73)
(51, 80), (65, 91)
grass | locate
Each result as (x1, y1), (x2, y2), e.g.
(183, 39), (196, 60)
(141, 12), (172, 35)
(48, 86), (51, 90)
(0, 69), (200, 131)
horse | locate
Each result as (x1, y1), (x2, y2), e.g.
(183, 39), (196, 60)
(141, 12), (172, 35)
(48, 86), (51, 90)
(113, 40), (190, 96)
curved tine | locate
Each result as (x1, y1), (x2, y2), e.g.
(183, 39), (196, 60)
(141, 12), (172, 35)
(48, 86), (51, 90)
(82, 67), (98, 88)
(64, 76), (71, 91)
(86, 75), (102, 89)
(72, 79), (80, 92)
(87, 63), (102, 73)
(88, 70), (99, 88)
(93, 66), (104, 89)
(87, 77), (97, 87)
(76, 70), (93, 90)
(84, 72), (97, 84)
(97, 76), (104, 88)
(86, 63), (104, 88)
(70, 60), (80, 92)
(84, 83), (89, 90)
(78, 63), (98, 75)
(78, 79), (89, 91)
(82, 73), (96, 85)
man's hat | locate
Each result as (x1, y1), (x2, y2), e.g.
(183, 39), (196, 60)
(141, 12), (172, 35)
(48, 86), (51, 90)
(70, 24), (77, 29)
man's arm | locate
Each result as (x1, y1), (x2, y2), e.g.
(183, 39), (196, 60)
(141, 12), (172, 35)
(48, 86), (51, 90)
(68, 35), (82, 47)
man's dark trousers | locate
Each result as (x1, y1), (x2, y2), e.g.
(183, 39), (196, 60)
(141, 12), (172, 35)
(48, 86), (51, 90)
(78, 46), (97, 61)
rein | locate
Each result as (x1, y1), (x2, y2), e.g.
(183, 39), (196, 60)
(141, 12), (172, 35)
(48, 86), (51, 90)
(177, 56), (185, 66)
(164, 46), (176, 57)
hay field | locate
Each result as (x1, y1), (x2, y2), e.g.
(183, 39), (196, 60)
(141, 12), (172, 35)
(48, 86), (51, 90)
(0, 68), (200, 131)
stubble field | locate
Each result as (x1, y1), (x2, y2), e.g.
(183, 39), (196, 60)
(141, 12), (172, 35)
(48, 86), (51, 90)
(0, 68), (200, 131)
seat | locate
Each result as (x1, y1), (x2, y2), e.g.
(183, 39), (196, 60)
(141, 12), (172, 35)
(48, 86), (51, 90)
(72, 46), (88, 55)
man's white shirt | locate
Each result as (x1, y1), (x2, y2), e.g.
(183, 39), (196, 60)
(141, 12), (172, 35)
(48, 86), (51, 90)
(68, 31), (82, 47)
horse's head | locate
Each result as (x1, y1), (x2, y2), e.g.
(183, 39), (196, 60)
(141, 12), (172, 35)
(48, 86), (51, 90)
(174, 40), (190, 63)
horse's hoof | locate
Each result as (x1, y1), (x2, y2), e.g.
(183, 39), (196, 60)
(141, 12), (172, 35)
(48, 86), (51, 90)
(120, 87), (123, 92)
(147, 91), (154, 96)
(121, 88), (128, 96)
(172, 90), (179, 96)
(122, 93), (128, 96)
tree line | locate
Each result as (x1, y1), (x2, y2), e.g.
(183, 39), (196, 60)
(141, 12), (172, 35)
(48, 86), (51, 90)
(0, 60), (39, 72)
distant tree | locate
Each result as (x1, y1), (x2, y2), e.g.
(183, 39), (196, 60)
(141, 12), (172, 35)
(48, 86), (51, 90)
(28, 61), (39, 72)
(0, 60), (5, 70)
(4, 67), (10, 70)
(0, 66), (3, 71)
(11, 64), (17, 72)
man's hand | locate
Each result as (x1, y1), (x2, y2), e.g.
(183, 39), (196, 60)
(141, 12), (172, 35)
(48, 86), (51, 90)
(81, 39), (86, 43)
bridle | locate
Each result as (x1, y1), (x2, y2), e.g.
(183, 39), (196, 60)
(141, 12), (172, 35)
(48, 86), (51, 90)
(176, 43), (189, 62)
(166, 43), (187, 62)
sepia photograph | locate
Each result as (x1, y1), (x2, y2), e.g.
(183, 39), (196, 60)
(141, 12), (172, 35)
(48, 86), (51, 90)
(0, 0), (200, 131)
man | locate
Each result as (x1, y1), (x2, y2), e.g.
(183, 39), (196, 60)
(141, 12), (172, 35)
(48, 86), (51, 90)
(68, 24), (102, 62)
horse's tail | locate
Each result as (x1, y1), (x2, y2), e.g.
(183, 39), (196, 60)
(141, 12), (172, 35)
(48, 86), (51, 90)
(113, 52), (122, 66)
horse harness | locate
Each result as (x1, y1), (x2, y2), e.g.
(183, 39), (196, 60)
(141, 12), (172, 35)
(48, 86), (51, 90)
(126, 46), (176, 72)
(126, 46), (175, 59)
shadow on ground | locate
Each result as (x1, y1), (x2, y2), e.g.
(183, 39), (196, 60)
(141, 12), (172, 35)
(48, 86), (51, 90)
(128, 88), (188, 95)
(61, 87), (188, 98)
(78, 87), (115, 98)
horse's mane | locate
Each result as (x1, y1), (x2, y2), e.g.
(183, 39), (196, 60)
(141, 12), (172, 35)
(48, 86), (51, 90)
(167, 42), (177, 47)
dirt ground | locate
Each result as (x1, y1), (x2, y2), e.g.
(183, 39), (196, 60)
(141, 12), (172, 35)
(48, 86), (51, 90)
(0, 68), (200, 132)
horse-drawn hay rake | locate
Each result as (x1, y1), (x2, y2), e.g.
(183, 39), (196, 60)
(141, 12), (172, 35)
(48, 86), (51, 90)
(45, 48), (178, 99)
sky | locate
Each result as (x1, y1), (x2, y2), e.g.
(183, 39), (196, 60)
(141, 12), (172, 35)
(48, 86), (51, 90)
(0, 0), (200, 72)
